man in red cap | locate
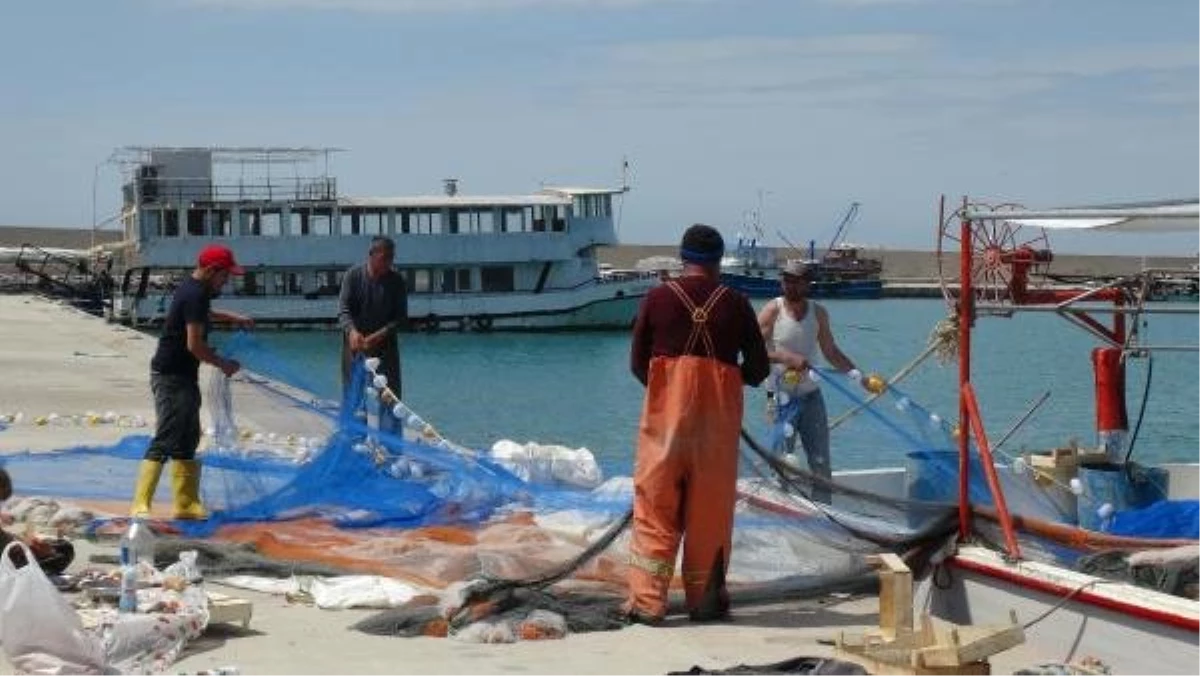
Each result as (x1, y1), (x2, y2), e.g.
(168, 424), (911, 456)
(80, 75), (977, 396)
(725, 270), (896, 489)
(130, 244), (253, 519)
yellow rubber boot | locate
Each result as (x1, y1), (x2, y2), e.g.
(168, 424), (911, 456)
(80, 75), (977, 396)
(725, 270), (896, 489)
(171, 459), (209, 520)
(130, 460), (163, 517)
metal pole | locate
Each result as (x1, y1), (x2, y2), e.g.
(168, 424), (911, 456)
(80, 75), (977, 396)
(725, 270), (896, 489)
(91, 161), (101, 253)
(977, 303), (1198, 315)
(958, 197), (972, 541)
(963, 383), (1022, 560)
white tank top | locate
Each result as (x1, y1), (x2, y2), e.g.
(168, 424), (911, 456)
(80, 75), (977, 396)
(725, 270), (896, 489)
(771, 297), (820, 394)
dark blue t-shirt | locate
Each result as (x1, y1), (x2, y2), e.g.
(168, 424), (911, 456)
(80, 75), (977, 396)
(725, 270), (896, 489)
(150, 277), (211, 380)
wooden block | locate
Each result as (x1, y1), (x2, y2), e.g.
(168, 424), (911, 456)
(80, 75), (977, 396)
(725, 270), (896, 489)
(207, 591), (253, 628)
(868, 552), (913, 639)
(915, 612), (1025, 668)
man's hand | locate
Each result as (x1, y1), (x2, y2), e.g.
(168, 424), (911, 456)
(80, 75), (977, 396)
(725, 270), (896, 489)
(349, 329), (365, 352)
(363, 329), (387, 350)
(220, 358), (241, 378)
(785, 353), (809, 372)
(235, 314), (255, 330)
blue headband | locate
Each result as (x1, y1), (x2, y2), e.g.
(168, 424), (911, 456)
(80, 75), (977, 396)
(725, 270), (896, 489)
(680, 247), (724, 263)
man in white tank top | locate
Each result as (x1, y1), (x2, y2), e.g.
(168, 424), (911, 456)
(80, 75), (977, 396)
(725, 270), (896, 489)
(757, 260), (868, 502)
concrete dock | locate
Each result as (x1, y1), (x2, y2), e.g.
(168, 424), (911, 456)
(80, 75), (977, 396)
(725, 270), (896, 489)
(0, 293), (1053, 674)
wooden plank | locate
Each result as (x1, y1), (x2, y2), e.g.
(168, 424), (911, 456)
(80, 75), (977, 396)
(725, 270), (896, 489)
(867, 552), (913, 639)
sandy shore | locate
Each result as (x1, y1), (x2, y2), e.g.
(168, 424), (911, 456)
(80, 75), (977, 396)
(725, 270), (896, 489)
(1, 293), (1056, 674)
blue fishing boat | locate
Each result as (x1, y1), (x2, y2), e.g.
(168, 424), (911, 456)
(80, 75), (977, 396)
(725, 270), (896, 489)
(719, 202), (883, 298)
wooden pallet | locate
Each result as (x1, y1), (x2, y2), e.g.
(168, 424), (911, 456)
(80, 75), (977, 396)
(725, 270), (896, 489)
(834, 553), (1024, 675)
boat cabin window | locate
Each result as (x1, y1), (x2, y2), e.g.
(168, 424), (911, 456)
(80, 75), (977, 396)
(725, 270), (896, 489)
(440, 268), (472, 293)
(241, 210), (261, 236)
(409, 269), (432, 293)
(501, 208), (528, 233)
(571, 195), (611, 219)
(437, 268), (472, 292)
(163, 210), (179, 238)
(362, 211), (383, 235)
(235, 271), (262, 297)
(481, 266), (515, 293)
(315, 269), (341, 295)
(212, 209), (231, 237)
(412, 210), (441, 235)
(310, 209), (332, 236)
(454, 210), (495, 234)
(291, 210), (307, 236)
(532, 205), (566, 232)
(260, 211), (282, 237)
(187, 209), (205, 237)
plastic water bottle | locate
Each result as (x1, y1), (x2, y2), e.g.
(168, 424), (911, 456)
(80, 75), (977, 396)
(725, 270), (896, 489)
(118, 516), (155, 613)
(118, 560), (138, 613)
(123, 516), (156, 568)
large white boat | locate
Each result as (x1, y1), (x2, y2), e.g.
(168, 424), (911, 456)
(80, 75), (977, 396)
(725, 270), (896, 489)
(108, 147), (655, 330)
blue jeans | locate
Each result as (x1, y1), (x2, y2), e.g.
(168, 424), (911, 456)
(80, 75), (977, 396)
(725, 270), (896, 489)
(775, 389), (831, 503)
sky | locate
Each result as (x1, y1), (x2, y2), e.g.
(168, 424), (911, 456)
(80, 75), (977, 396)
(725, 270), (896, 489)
(1, 0), (1197, 254)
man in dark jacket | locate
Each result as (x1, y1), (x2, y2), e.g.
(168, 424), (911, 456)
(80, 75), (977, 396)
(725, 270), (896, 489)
(338, 237), (409, 416)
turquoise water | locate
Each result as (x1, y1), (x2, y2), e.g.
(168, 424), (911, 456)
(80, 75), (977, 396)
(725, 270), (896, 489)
(218, 299), (1198, 477)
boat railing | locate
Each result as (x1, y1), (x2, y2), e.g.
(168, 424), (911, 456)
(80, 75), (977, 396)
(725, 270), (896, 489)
(127, 176), (337, 205)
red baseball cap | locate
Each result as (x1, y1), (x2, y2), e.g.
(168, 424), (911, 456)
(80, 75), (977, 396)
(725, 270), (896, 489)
(197, 244), (245, 274)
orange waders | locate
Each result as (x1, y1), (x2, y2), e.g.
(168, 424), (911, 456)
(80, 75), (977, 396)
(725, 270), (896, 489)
(625, 283), (745, 621)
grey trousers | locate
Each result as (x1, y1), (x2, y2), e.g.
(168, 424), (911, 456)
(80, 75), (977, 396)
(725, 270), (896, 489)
(145, 373), (202, 462)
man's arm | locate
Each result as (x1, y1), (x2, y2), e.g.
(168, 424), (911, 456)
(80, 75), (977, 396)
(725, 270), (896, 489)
(629, 296), (654, 387)
(210, 308), (253, 329)
(337, 267), (360, 333)
(365, 275), (409, 347)
(186, 322), (239, 377)
(740, 298), (770, 386)
(338, 267), (364, 351)
(815, 304), (858, 374)
(757, 299), (807, 371)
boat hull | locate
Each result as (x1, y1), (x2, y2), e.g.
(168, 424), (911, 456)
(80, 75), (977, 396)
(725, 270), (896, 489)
(922, 546), (1200, 675)
(719, 273), (883, 299)
(113, 278), (653, 331)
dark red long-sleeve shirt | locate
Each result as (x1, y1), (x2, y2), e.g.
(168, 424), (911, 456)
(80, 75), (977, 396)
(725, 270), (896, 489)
(630, 275), (770, 387)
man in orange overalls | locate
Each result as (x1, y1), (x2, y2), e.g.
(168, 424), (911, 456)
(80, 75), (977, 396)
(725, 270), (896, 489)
(625, 224), (770, 624)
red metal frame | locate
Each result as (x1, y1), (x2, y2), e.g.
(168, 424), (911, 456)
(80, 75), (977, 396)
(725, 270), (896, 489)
(954, 197), (1130, 558)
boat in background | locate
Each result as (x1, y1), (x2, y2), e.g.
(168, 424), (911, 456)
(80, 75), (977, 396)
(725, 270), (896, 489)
(106, 147), (654, 331)
(719, 202), (883, 299)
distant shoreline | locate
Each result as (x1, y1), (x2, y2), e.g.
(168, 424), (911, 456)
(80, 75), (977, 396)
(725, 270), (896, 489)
(2, 224), (1194, 281)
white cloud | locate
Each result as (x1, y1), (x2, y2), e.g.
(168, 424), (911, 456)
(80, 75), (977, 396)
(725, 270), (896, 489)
(565, 33), (1197, 112)
(607, 33), (933, 65)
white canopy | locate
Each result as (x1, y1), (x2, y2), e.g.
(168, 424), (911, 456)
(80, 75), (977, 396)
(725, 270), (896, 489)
(964, 199), (1199, 233)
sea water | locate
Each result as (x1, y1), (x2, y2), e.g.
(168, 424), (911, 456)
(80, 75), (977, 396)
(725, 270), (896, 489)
(215, 298), (1198, 477)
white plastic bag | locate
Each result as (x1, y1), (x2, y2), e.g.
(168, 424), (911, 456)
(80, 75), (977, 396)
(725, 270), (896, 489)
(0, 542), (106, 674)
